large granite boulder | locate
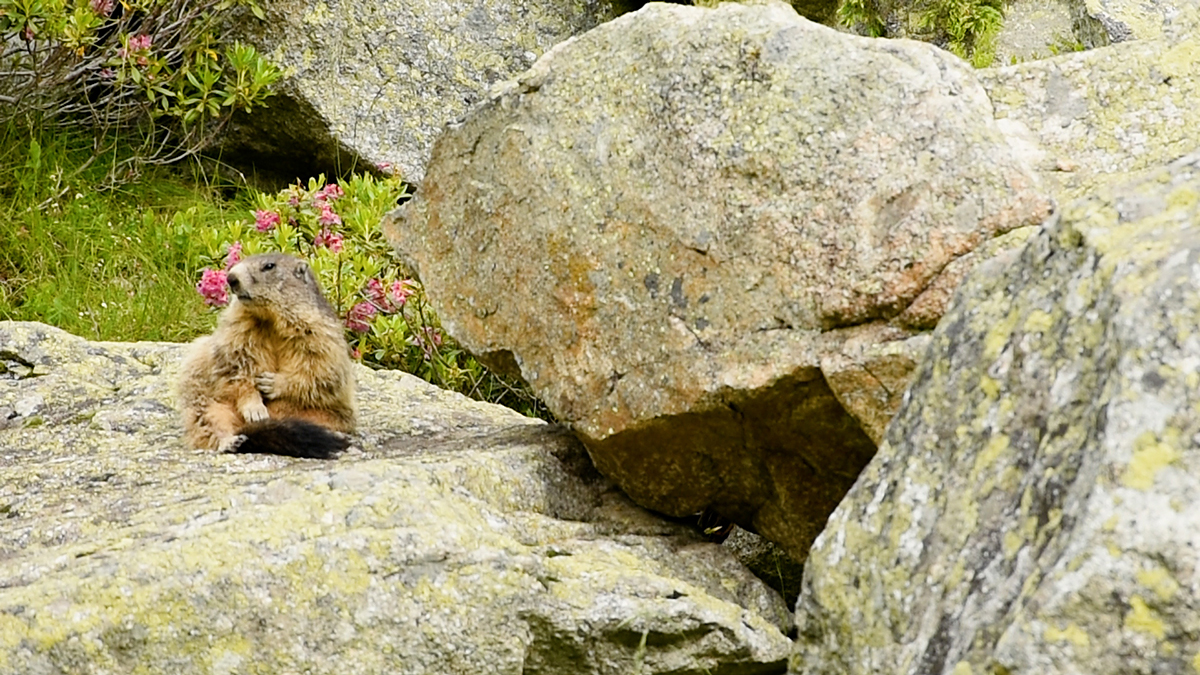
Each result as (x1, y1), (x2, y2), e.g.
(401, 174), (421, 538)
(795, 151), (1200, 673)
(982, 10), (1200, 204)
(215, 0), (616, 185)
(0, 322), (791, 674)
(384, 1), (1052, 561)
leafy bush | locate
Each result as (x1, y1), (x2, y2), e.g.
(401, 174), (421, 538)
(0, 0), (279, 174)
(194, 173), (551, 419)
(837, 0), (886, 37)
(836, 0), (1005, 67)
(914, 0), (1003, 67)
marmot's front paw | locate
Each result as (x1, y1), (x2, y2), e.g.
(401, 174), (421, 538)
(241, 399), (270, 423)
(256, 372), (280, 399)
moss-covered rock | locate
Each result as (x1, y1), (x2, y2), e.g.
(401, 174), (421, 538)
(0, 321), (791, 674)
(794, 150), (1200, 673)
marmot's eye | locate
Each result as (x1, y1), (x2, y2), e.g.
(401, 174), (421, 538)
(262, 262), (276, 271)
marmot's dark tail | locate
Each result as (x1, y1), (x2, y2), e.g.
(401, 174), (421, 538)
(231, 419), (350, 459)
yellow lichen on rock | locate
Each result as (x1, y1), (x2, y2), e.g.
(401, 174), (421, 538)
(1124, 596), (1166, 639)
(1122, 431), (1181, 490)
(1044, 622), (1090, 648)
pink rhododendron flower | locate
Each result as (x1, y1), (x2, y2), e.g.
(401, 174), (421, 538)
(224, 241), (243, 270)
(364, 278), (386, 307)
(345, 302), (377, 333)
(388, 280), (415, 310)
(254, 209), (280, 232)
(314, 227), (344, 252)
(316, 204), (342, 227)
(317, 184), (344, 202)
(118, 34), (152, 63)
(90, 0), (113, 16)
(196, 268), (229, 307)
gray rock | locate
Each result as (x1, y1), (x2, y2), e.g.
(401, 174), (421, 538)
(1071, 0), (1190, 47)
(992, 0), (1078, 66)
(0, 321), (791, 674)
(384, 1), (1052, 561)
(982, 13), (1200, 205)
(216, 0), (615, 184)
(795, 151), (1200, 674)
(724, 528), (806, 611)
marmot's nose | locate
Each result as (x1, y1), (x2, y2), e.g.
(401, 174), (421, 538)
(228, 274), (241, 292)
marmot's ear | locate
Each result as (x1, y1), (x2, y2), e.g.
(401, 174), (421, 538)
(294, 262), (310, 281)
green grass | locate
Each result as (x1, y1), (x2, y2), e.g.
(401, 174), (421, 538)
(0, 123), (234, 343)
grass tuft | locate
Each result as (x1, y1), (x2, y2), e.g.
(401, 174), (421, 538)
(0, 121), (236, 342)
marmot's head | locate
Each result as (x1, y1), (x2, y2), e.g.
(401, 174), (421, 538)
(227, 253), (337, 326)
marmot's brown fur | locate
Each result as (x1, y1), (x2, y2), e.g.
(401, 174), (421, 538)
(177, 253), (355, 459)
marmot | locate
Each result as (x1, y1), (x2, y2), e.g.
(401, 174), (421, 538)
(177, 252), (355, 459)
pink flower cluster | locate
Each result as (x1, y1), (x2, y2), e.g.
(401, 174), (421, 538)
(254, 209), (280, 232)
(90, 0), (113, 16)
(225, 241), (243, 269)
(314, 184), (344, 230)
(314, 227), (343, 252)
(195, 242), (243, 307)
(345, 301), (377, 333)
(254, 183), (347, 248)
(118, 35), (153, 66)
(196, 268), (229, 307)
(345, 278), (417, 333)
(317, 206), (341, 227)
(315, 184), (344, 203)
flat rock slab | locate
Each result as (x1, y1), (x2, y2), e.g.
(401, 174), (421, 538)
(0, 322), (791, 675)
(386, 1), (1051, 560)
(795, 151), (1200, 673)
